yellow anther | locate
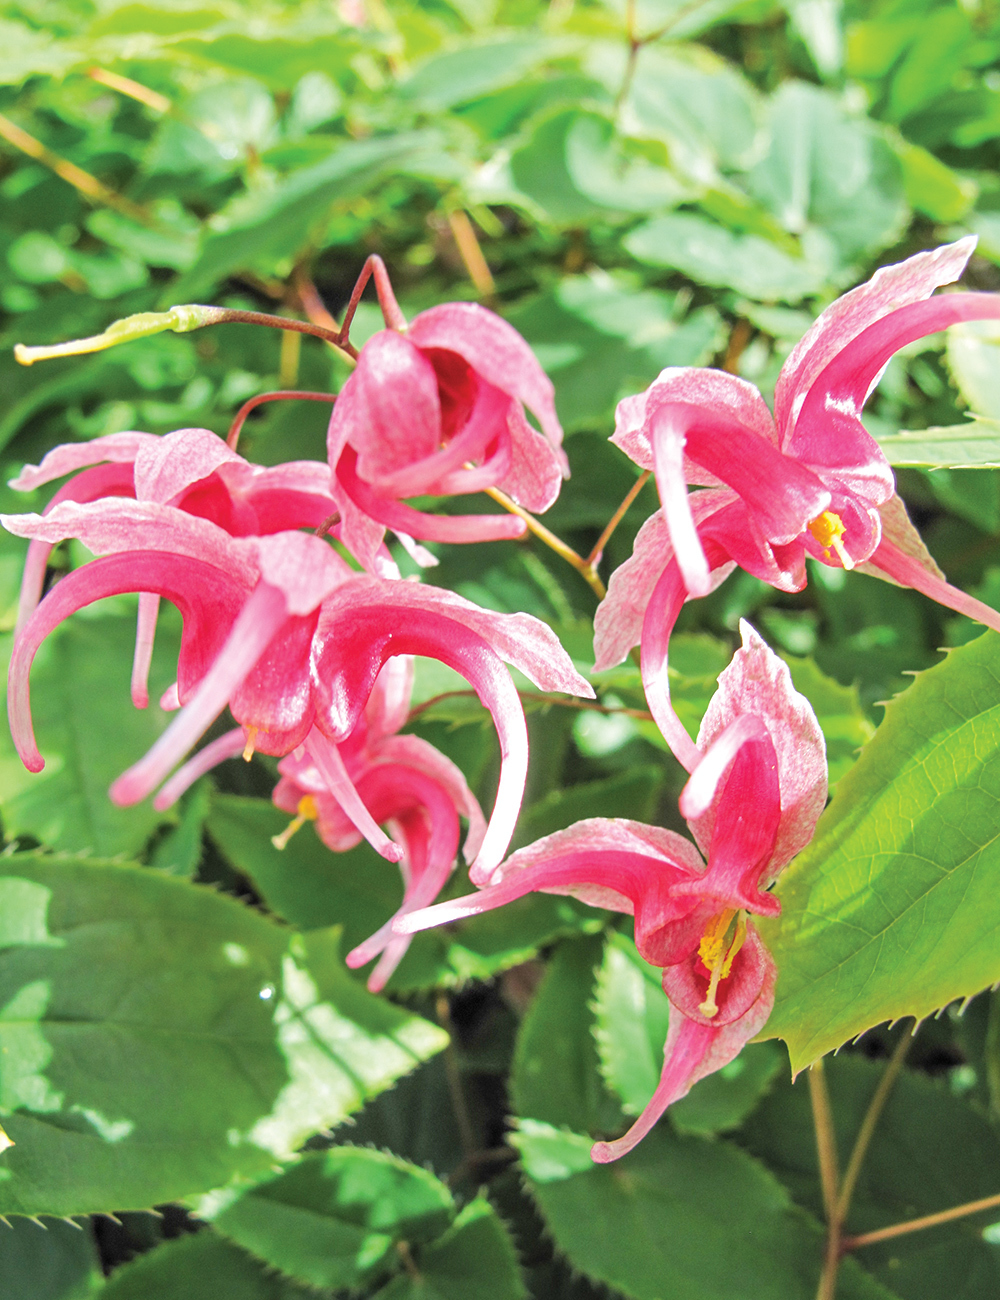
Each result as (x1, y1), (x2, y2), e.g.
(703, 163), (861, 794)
(697, 908), (746, 1019)
(242, 726), (258, 762)
(271, 795), (318, 850)
(807, 510), (855, 571)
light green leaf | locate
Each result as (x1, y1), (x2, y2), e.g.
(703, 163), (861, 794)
(892, 138), (976, 223)
(512, 1119), (897, 1300)
(762, 631), (1000, 1070)
(213, 1147), (454, 1290)
(100, 1231), (314, 1300)
(739, 1056), (1000, 1300)
(0, 856), (445, 1214)
(400, 37), (558, 110)
(625, 212), (824, 303)
(372, 1197), (528, 1300)
(593, 933), (783, 1135)
(0, 1217), (100, 1300)
(946, 320), (1000, 420)
(0, 611), (180, 856)
(149, 781), (211, 877)
(876, 417), (1000, 469)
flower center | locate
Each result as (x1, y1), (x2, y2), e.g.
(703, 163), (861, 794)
(807, 510), (854, 570)
(697, 908), (747, 1018)
(271, 795), (318, 850)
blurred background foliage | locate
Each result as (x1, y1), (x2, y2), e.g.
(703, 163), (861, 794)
(6, 0), (1000, 1297)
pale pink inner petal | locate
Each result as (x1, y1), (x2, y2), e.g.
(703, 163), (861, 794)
(130, 592), (161, 709)
(651, 414), (712, 598)
(679, 714), (769, 821)
(303, 729), (404, 863)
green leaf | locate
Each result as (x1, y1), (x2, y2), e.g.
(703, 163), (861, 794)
(0, 610), (180, 856)
(513, 768), (662, 848)
(876, 417), (1000, 469)
(400, 37), (558, 110)
(747, 82), (906, 267)
(213, 1147), (454, 1290)
(511, 1119), (897, 1300)
(373, 1197), (528, 1300)
(593, 932), (783, 1135)
(207, 795), (604, 992)
(891, 138), (976, 222)
(512, 935), (623, 1135)
(150, 781), (210, 877)
(0, 856), (445, 1214)
(739, 1055), (1000, 1300)
(168, 133), (432, 300)
(100, 1231), (314, 1300)
(625, 212), (825, 303)
(0, 1217), (100, 1300)
(762, 631), (1000, 1071)
(946, 320), (1000, 420)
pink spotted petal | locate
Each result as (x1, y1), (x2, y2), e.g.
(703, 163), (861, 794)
(132, 427), (243, 504)
(493, 404), (565, 513)
(8, 431), (157, 491)
(351, 331), (442, 481)
(776, 237), (977, 440)
(408, 302), (566, 464)
(691, 622), (827, 879)
(365, 656), (415, 738)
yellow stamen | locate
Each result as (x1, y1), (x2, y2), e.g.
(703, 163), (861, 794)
(807, 510), (855, 571)
(697, 908), (747, 1018)
(242, 726), (258, 762)
(271, 795), (318, 850)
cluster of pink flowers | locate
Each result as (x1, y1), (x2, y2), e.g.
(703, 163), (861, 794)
(7, 238), (1000, 1160)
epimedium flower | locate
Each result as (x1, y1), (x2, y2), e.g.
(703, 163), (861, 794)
(155, 656), (487, 993)
(3, 497), (593, 882)
(9, 425), (369, 710)
(595, 236), (1000, 769)
(396, 623), (827, 1160)
(327, 301), (569, 570)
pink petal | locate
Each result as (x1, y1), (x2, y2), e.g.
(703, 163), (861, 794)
(679, 714), (770, 822)
(303, 730), (404, 863)
(153, 728), (245, 810)
(493, 404), (565, 513)
(593, 496), (737, 673)
(365, 656), (415, 737)
(110, 580), (292, 806)
(229, 610), (319, 755)
(350, 331), (442, 481)
(8, 431), (157, 491)
(250, 531), (350, 615)
(692, 621), (827, 878)
(613, 368), (780, 481)
(775, 236), (977, 439)
(373, 734), (487, 862)
(133, 427), (242, 504)
(409, 302), (566, 463)
(651, 417), (712, 598)
(130, 592), (160, 709)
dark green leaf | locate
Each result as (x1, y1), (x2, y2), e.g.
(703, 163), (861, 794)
(100, 1231), (314, 1300)
(0, 1217), (100, 1300)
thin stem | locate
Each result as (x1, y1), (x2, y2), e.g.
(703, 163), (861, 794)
(0, 112), (149, 222)
(482, 485), (607, 600)
(278, 326), (301, 387)
(809, 1059), (842, 1300)
(836, 1031), (910, 1222)
(294, 273), (341, 333)
(226, 389), (336, 450)
(586, 470), (652, 567)
(446, 209), (496, 302)
(407, 689), (653, 725)
(721, 318), (752, 375)
(842, 1191), (1000, 1251)
(213, 309), (358, 361)
(88, 67), (171, 114)
(339, 252), (406, 336)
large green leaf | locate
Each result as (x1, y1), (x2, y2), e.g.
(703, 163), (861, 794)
(739, 1056), (1000, 1300)
(99, 1231), (314, 1300)
(0, 1217), (100, 1300)
(511, 1119), (897, 1300)
(0, 611), (180, 856)
(762, 632), (1000, 1070)
(372, 1197), (528, 1300)
(876, 417), (1000, 469)
(213, 1147), (454, 1290)
(0, 856), (445, 1214)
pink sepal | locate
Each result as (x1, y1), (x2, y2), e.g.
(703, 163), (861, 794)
(691, 621), (827, 880)
(855, 493), (944, 586)
(9, 431), (158, 491)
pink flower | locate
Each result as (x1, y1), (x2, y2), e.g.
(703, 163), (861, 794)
(9, 426), (361, 708)
(395, 623), (826, 1160)
(596, 237), (1000, 769)
(327, 303), (568, 569)
(3, 497), (592, 881)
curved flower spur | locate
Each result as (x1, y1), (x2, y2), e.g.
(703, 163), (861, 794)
(395, 623), (827, 1160)
(596, 236), (1000, 769)
(3, 497), (593, 883)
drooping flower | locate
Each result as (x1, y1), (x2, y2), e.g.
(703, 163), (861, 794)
(3, 497), (592, 881)
(595, 237), (1000, 768)
(396, 623), (826, 1159)
(9, 426), (367, 708)
(327, 302), (568, 569)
